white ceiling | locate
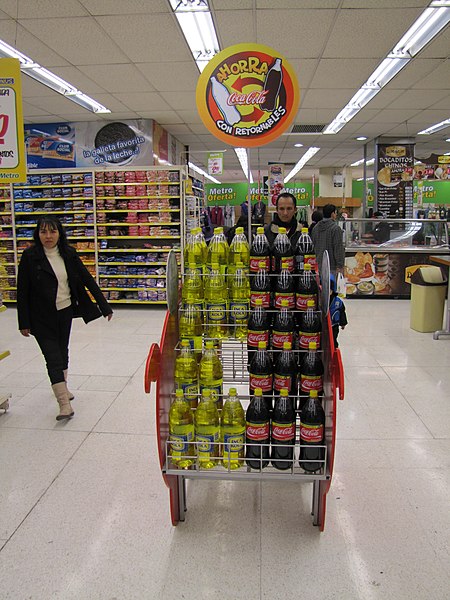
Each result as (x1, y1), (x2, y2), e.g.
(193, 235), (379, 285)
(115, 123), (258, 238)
(1, 0), (449, 181)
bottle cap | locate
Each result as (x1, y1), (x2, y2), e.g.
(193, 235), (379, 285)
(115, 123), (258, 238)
(308, 341), (317, 350)
(278, 227), (287, 234)
(310, 390), (319, 398)
(281, 299), (289, 307)
(254, 298), (263, 306)
(280, 389), (289, 397)
(181, 339), (190, 347)
(191, 227), (200, 234)
(307, 300), (315, 307)
(202, 388), (212, 399)
(281, 260), (289, 269)
(205, 341), (214, 349)
(283, 341), (292, 350)
(254, 388), (263, 396)
(175, 389), (184, 398)
(211, 263), (219, 270)
(229, 387), (237, 395)
(258, 261), (267, 268)
(215, 227), (223, 234)
(301, 227), (309, 233)
(256, 227), (264, 234)
(304, 263), (311, 271)
(236, 227), (244, 234)
(237, 262), (244, 267)
(258, 341), (267, 350)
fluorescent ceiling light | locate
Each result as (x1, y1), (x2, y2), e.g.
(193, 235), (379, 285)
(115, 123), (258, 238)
(350, 158), (374, 167)
(0, 38), (110, 114)
(294, 143), (303, 147)
(169, 0), (219, 73)
(417, 118), (450, 135)
(234, 148), (254, 183)
(284, 147), (320, 183)
(356, 137), (368, 141)
(357, 177), (374, 181)
(188, 161), (220, 183)
(324, 2), (450, 134)
(446, 138), (450, 142)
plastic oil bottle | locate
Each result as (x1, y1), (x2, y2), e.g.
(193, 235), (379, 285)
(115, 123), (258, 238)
(169, 389), (195, 468)
(174, 339), (198, 408)
(229, 262), (250, 340)
(206, 227), (229, 273)
(181, 260), (204, 312)
(195, 388), (220, 469)
(199, 340), (224, 409)
(229, 226), (250, 275)
(204, 260), (228, 339)
(221, 387), (245, 470)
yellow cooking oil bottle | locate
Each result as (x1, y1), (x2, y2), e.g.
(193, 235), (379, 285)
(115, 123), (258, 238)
(221, 387), (245, 470)
(206, 227), (229, 274)
(194, 388), (220, 469)
(229, 262), (250, 340)
(204, 260), (228, 339)
(168, 389), (195, 468)
(229, 226), (250, 276)
(174, 339), (198, 408)
(199, 340), (223, 409)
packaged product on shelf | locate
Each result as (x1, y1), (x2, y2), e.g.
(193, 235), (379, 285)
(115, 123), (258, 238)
(271, 388), (296, 470)
(296, 263), (318, 311)
(199, 341), (223, 408)
(299, 342), (324, 409)
(221, 388), (245, 470)
(274, 260), (295, 309)
(273, 341), (297, 397)
(272, 300), (295, 351)
(229, 263), (250, 340)
(272, 227), (294, 273)
(248, 341), (273, 412)
(175, 340), (198, 408)
(299, 390), (325, 473)
(206, 227), (229, 274)
(229, 227), (250, 274)
(297, 300), (321, 350)
(195, 389), (220, 469)
(245, 387), (270, 470)
(169, 389), (196, 468)
(204, 262), (228, 339)
(250, 227), (271, 273)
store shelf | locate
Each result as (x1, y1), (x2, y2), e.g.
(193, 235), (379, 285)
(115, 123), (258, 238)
(99, 248), (180, 253)
(98, 261), (167, 266)
(15, 210), (93, 215)
(101, 286), (166, 291)
(96, 181), (178, 187)
(15, 183), (92, 189)
(99, 274), (166, 279)
(97, 236), (180, 240)
(107, 299), (167, 304)
(96, 209), (180, 213)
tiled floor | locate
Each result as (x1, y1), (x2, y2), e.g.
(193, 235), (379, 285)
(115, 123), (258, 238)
(0, 301), (449, 600)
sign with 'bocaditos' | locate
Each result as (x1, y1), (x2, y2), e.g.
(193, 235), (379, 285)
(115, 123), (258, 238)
(0, 58), (26, 183)
(196, 44), (299, 148)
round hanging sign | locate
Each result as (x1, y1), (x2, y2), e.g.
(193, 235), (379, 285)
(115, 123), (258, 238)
(196, 43), (300, 148)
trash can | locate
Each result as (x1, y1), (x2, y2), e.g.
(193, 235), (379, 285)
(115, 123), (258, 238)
(409, 266), (447, 332)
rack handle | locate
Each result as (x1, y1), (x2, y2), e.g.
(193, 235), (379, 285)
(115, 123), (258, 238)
(334, 348), (345, 401)
(144, 343), (161, 393)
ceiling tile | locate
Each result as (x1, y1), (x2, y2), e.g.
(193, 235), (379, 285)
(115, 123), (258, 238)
(388, 89), (448, 110)
(176, 110), (203, 124)
(159, 92), (198, 112)
(136, 62), (199, 92)
(99, 112), (141, 121)
(24, 95), (92, 115)
(214, 11), (256, 47)
(411, 60), (450, 90)
(21, 101), (51, 117)
(17, 0), (89, 18)
(162, 124), (192, 135)
(369, 109), (420, 124)
(418, 28), (450, 59)
(257, 0), (340, 6)
(50, 66), (107, 94)
(211, 0), (254, 9)
(301, 89), (356, 109)
(79, 64), (155, 93)
(310, 58), (380, 89)
(0, 21), (70, 67)
(138, 111), (182, 124)
(287, 59), (320, 91)
(112, 92), (169, 112)
(80, 0), (169, 15)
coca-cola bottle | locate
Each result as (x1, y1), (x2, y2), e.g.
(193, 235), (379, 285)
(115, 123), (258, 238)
(250, 261), (271, 308)
(248, 340), (273, 412)
(274, 259), (295, 309)
(271, 388), (296, 470)
(297, 300), (321, 350)
(247, 299), (271, 365)
(296, 263), (318, 311)
(262, 58), (283, 112)
(295, 227), (316, 272)
(249, 227), (271, 273)
(271, 227), (294, 274)
(273, 341), (298, 397)
(272, 299), (295, 351)
(299, 341), (324, 410)
(245, 388), (270, 470)
(299, 389), (325, 473)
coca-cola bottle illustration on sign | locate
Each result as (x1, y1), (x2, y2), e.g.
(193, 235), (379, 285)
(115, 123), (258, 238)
(271, 388), (296, 470)
(210, 77), (241, 126)
(262, 58), (283, 112)
(299, 389), (325, 473)
(245, 388), (270, 469)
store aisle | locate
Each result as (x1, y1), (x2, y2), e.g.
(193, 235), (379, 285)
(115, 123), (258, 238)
(0, 301), (449, 600)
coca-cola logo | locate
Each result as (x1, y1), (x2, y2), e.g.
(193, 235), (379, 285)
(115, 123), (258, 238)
(296, 294), (317, 310)
(250, 375), (272, 390)
(301, 375), (323, 392)
(274, 375), (291, 389)
(300, 425), (323, 442)
(272, 424), (295, 440)
(250, 257), (270, 271)
(250, 292), (270, 308)
(299, 333), (321, 349)
(248, 331), (269, 345)
(275, 293), (295, 309)
(272, 332), (293, 348)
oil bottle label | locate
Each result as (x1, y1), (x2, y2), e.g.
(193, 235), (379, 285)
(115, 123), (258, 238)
(272, 331), (293, 349)
(296, 293), (317, 311)
(274, 292), (295, 309)
(301, 374), (323, 393)
(230, 300), (249, 321)
(200, 382), (222, 403)
(250, 291), (271, 308)
(249, 373), (273, 391)
(246, 422), (270, 441)
(300, 423), (323, 443)
(272, 422), (295, 442)
(247, 329), (269, 347)
(298, 331), (321, 349)
(170, 426), (194, 452)
(196, 431), (219, 453)
(250, 257), (270, 272)
(206, 302), (227, 322)
(274, 373), (292, 391)
(177, 381), (198, 398)
(223, 429), (245, 452)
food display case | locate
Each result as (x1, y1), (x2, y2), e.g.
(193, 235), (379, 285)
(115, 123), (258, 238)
(340, 218), (450, 298)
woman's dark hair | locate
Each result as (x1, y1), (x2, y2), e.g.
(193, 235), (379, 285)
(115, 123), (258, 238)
(276, 192), (296, 208)
(33, 216), (71, 257)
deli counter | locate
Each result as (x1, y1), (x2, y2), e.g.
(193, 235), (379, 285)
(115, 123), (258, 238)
(339, 218), (449, 298)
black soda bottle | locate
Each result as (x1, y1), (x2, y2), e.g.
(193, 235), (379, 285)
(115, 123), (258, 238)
(274, 259), (295, 309)
(248, 340), (273, 412)
(299, 341), (324, 410)
(271, 388), (296, 470)
(245, 387), (270, 469)
(247, 299), (270, 365)
(296, 263), (318, 311)
(295, 227), (316, 273)
(262, 58), (283, 112)
(271, 227), (294, 274)
(250, 227), (271, 274)
(250, 261), (271, 308)
(272, 299), (295, 351)
(299, 389), (325, 473)
(273, 341), (298, 398)
(297, 299), (322, 350)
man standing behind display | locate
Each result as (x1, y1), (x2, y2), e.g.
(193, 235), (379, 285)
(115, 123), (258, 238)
(311, 203), (345, 274)
(264, 192), (303, 247)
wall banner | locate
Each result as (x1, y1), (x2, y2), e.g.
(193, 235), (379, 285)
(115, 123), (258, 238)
(0, 58), (26, 183)
(375, 143), (414, 218)
(196, 43), (300, 148)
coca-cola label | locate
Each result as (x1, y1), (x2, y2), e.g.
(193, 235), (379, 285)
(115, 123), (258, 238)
(250, 256), (270, 272)
(272, 331), (293, 349)
(274, 292), (295, 309)
(298, 332), (321, 349)
(272, 256), (294, 272)
(300, 423), (324, 443)
(247, 330), (269, 347)
(249, 374), (273, 391)
(206, 301), (227, 322)
(272, 421), (295, 442)
(301, 374), (323, 393)
(250, 291), (271, 308)
(296, 294), (317, 311)
(230, 300), (249, 321)
(274, 374), (291, 391)
(246, 422), (270, 441)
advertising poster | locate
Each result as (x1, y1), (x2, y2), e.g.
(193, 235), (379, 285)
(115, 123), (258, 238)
(208, 152), (223, 176)
(414, 154), (450, 180)
(268, 162), (284, 205)
(375, 143), (414, 218)
(205, 181), (316, 206)
(196, 43), (300, 148)
(0, 58), (26, 183)
(153, 120), (169, 165)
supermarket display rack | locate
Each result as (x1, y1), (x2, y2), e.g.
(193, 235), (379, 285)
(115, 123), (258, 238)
(144, 254), (345, 530)
(0, 183), (16, 303)
(0, 298), (12, 413)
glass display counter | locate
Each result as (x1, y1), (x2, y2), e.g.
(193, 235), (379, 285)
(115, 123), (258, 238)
(338, 218), (449, 298)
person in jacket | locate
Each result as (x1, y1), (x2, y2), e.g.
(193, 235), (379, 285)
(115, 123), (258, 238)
(310, 203), (345, 274)
(264, 192), (303, 248)
(17, 216), (113, 421)
(329, 274), (348, 348)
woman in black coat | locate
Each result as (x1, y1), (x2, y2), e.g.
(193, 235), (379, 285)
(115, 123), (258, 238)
(17, 216), (113, 421)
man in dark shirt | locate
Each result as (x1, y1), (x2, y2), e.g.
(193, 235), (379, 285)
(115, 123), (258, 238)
(264, 192), (303, 248)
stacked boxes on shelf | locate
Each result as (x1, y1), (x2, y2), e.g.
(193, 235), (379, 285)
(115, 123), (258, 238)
(0, 184), (16, 301)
